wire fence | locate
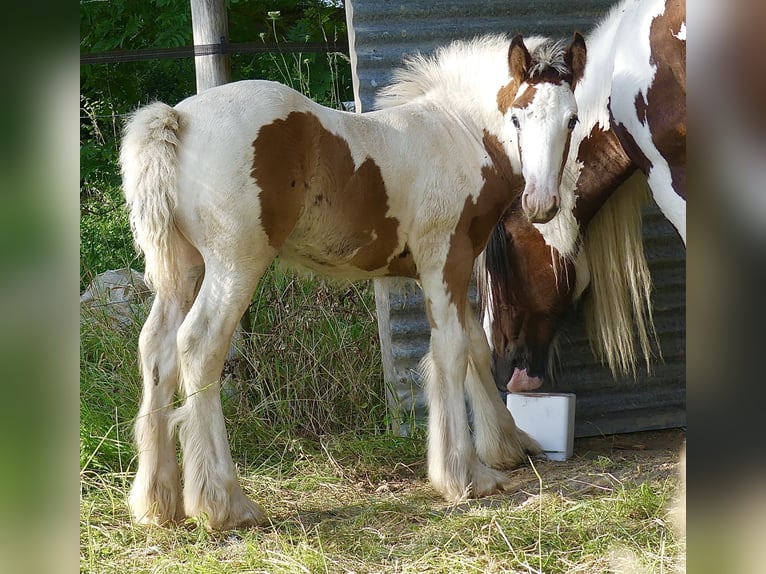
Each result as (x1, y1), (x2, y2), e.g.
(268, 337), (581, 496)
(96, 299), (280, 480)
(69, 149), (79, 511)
(81, 39), (350, 65)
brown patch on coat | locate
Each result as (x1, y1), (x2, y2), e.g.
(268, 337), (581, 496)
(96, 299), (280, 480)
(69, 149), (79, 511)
(443, 131), (524, 325)
(251, 111), (405, 271)
(574, 124), (635, 223)
(610, 109), (655, 183)
(496, 80), (519, 115)
(386, 245), (418, 278)
(511, 85), (538, 111)
(646, 0), (686, 198)
(530, 68), (574, 86)
(635, 92), (649, 125)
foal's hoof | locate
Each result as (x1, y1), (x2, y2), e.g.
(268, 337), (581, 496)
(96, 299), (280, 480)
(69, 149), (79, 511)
(470, 464), (514, 499)
(185, 484), (268, 530)
(129, 481), (184, 527)
(432, 462), (513, 503)
(205, 495), (267, 530)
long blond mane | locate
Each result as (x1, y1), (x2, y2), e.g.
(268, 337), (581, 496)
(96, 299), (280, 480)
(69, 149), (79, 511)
(583, 172), (660, 377)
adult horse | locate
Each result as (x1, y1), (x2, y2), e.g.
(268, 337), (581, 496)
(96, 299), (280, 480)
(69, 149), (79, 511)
(481, 0), (685, 391)
(521, 0), (686, 242)
(479, 144), (655, 392)
(120, 34), (586, 528)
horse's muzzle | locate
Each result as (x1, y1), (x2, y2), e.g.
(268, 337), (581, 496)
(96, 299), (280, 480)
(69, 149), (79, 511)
(522, 190), (559, 224)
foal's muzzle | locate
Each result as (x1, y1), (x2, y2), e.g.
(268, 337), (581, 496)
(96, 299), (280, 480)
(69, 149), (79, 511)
(522, 190), (559, 224)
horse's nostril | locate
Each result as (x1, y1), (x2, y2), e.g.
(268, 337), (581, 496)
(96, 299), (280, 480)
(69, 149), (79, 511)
(551, 195), (559, 209)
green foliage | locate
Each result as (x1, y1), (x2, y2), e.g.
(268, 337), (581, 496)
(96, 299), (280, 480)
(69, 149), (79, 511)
(227, 265), (386, 447)
(80, 306), (144, 475)
(80, 0), (352, 286)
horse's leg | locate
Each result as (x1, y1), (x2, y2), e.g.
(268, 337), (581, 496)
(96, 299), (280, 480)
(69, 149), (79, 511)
(464, 307), (540, 469)
(419, 269), (513, 501)
(174, 258), (273, 529)
(130, 265), (202, 525)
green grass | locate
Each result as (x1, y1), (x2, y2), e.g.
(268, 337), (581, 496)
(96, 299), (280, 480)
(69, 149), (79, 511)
(80, 266), (684, 573)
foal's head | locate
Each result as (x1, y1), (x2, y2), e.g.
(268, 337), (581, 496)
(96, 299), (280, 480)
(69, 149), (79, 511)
(500, 34), (586, 223)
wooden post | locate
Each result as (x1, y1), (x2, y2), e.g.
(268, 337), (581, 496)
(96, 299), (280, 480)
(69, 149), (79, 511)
(190, 0), (230, 92)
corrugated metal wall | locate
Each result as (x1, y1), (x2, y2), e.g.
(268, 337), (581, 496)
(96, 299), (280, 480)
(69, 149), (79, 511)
(345, 0), (686, 437)
(347, 0), (617, 112)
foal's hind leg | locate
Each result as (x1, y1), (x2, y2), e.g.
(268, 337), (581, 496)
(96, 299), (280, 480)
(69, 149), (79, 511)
(130, 275), (199, 525)
(175, 260), (271, 529)
(463, 309), (540, 470)
(419, 269), (514, 501)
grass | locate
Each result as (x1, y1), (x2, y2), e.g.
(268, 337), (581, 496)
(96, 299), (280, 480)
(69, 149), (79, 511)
(80, 265), (685, 573)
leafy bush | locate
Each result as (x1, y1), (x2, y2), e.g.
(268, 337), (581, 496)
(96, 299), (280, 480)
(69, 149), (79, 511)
(80, 0), (353, 287)
(80, 2), (367, 477)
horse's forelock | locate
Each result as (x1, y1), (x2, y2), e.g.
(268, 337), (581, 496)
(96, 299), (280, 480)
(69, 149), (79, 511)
(528, 39), (571, 79)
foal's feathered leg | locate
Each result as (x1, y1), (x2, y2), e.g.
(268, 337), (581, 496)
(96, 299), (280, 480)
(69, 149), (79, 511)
(419, 266), (514, 501)
(463, 309), (540, 469)
(174, 261), (272, 529)
(130, 292), (188, 525)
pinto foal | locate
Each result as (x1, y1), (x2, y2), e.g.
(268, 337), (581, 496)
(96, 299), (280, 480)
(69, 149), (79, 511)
(121, 34), (585, 529)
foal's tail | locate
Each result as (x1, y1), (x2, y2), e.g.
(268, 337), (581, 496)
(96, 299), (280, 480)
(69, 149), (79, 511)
(582, 172), (659, 377)
(120, 102), (184, 296)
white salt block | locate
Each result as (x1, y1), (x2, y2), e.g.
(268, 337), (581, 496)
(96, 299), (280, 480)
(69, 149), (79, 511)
(507, 392), (576, 461)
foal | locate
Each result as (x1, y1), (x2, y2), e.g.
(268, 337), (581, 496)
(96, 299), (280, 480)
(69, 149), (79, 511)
(121, 34), (585, 529)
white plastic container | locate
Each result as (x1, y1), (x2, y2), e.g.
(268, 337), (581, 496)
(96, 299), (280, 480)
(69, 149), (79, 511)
(507, 392), (576, 461)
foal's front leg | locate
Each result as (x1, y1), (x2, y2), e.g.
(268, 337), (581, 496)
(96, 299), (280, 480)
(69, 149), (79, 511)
(419, 272), (513, 501)
(464, 309), (540, 469)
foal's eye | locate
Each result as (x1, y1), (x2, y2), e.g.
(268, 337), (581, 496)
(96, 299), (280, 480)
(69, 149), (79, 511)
(568, 115), (579, 130)
(511, 115), (521, 129)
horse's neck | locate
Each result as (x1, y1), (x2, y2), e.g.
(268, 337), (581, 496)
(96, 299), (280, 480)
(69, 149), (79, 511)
(572, 130), (635, 226)
(575, 0), (628, 128)
(532, 2), (634, 257)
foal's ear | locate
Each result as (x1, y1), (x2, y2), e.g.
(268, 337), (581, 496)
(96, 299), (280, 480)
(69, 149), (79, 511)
(565, 32), (587, 89)
(508, 34), (532, 86)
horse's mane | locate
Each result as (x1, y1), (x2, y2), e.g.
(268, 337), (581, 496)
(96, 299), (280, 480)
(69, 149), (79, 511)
(375, 34), (564, 110)
(583, 173), (659, 378)
(476, 217), (517, 354)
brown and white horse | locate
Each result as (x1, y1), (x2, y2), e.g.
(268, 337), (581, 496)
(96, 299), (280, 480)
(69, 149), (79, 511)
(521, 0), (686, 242)
(120, 34), (585, 528)
(479, 154), (654, 392)
(481, 0), (685, 392)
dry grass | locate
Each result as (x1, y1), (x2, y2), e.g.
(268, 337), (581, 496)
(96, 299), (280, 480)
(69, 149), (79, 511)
(81, 430), (685, 573)
(80, 267), (685, 573)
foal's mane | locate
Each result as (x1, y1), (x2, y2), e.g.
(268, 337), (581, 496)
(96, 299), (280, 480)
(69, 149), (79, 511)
(375, 34), (566, 110)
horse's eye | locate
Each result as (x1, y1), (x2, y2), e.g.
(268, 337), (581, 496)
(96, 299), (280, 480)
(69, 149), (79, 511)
(511, 115), (520, 129)
(568, 115), (579, 130)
